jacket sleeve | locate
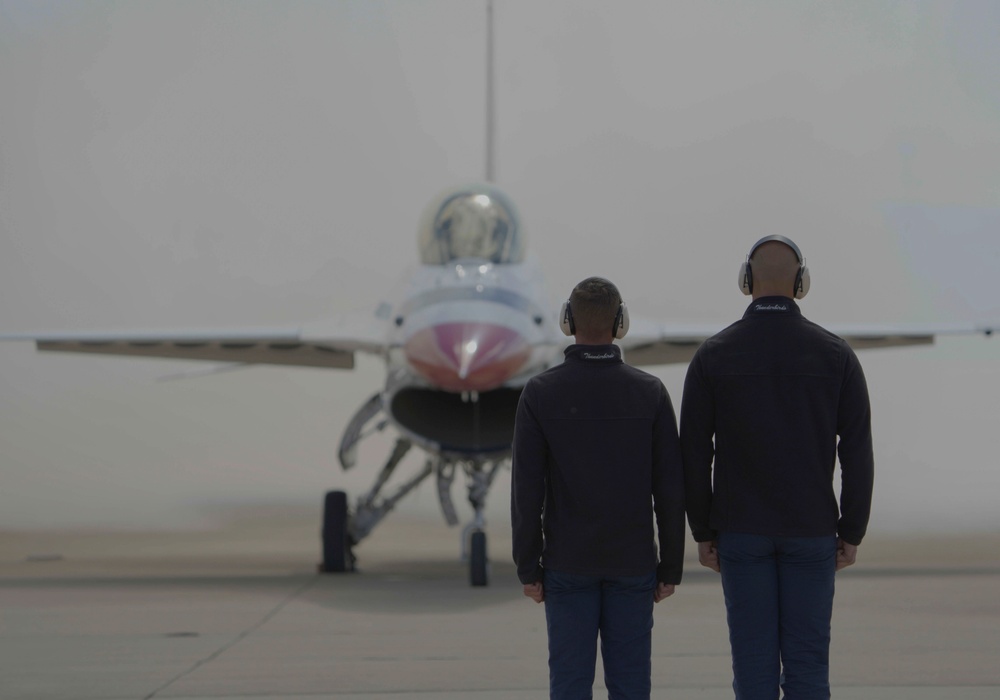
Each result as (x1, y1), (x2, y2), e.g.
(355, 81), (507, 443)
(680, 349), (716, 543)
(836, 347), (875, 545)
(652, 384), (686, 585)
(510, 382), (548, 584)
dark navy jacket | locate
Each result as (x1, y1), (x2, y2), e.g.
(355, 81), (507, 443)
(680, 297), (875, 546)
(511, 344), (685, 585)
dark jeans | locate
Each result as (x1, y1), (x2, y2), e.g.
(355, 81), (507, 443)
(717, 533), (838, 700)
(543, 568), (656, 700)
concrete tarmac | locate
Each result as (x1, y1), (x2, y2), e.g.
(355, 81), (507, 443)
(1, 506), (998, 699)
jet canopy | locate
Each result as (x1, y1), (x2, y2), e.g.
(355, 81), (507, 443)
(418, 185), (525, 265)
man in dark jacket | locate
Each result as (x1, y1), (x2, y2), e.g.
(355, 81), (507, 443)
(511, 276), (685, 700)
(681, 236), (874, 700)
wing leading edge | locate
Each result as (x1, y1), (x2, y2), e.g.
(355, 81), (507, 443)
(1, 315), (388, 370)
(620, 319), (996, 368)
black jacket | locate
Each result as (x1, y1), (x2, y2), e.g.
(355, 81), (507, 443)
(511, 344), (685, 585)
(680, 297), (874, 545)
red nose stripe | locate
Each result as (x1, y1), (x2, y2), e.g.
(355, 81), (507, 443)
(404, 322), (530, 392)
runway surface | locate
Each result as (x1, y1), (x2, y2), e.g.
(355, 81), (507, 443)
(1, 505), (998, 699)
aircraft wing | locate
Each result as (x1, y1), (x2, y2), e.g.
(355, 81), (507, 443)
(824, 322), (995, 351)
(620, 317), (997, 367)
(619, 320), (723, 366)
(0, 312), (388, 370)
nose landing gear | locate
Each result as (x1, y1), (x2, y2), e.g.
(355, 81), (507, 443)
(469, 529), (488, 587)
(462, 459), (504, 587)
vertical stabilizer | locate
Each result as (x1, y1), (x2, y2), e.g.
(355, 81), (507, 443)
(485, 0), (496, 183)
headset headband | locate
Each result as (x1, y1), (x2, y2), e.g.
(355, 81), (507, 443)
(748, 235), (804, 263)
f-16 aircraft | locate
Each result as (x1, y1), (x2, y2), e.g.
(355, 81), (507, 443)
(2, 2), (996, 587)
(2, 180), (995, 586)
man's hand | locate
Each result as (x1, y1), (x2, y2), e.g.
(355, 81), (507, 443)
(698, 540), (720, 572)
(836, 539), (858, 571)
(654, 582), (675, 603)
(523, 582), (544, 603)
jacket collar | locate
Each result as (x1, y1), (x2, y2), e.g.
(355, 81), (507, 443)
(743, 296), (801, 318)
(564, 344), (622, 363)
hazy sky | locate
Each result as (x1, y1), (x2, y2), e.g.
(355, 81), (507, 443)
(1, 1), (999, 535)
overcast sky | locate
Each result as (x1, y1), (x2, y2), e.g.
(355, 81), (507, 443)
(1, 1), (999, 536)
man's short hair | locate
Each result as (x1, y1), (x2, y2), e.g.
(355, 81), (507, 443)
(570, 277), (622, 338)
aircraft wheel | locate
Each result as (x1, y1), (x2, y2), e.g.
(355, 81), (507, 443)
(470, 530), (489, 587)
(321, 490), (355, 573)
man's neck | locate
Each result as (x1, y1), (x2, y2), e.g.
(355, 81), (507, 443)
(574, 335), (614, 345)
(752, 290), (793, 301)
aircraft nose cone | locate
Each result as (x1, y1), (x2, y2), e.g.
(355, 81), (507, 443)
(404, 322), (531, 392)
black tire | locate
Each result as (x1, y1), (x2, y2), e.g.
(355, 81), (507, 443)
(321, 490), (355, 573)
(470, 530), (489, 587)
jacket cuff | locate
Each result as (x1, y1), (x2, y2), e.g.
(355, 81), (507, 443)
(692, 528), (717, 543)
(656, 562), (682, 586)
(517, 566), (544, 585)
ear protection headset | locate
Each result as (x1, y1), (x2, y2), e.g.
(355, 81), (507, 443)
(559, 297), (630, 339)
(738, 235), (810, 299)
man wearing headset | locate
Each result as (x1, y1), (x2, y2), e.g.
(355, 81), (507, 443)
(511, 276), (686, 700)
(681, 237), (875, 699)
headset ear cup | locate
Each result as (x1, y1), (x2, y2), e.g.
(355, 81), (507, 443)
(795, 265), (810, 299)
(738, 261), (753, 296)
(559, 300), (575, 336)
(614, 303), (630, 339)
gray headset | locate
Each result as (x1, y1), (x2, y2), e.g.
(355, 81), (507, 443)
(738, 235), (810, 299)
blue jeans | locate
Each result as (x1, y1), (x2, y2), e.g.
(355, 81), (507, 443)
(717, 533), (837, 700)
(543, 568), (657, 700)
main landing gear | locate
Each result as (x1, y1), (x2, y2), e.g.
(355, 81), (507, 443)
(319, 435), (507, 587)
(321, 490), (355, 573)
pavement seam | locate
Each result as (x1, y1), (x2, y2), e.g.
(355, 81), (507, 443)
(141, 576), (319, 700)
